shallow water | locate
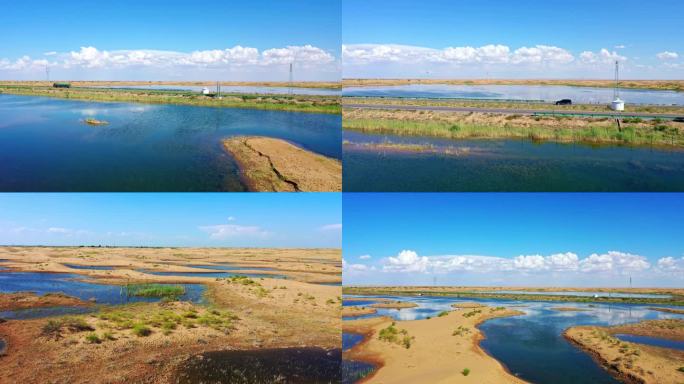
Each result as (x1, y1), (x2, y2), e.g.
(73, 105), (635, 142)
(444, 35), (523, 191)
(184, 264), (274, 271)
(91, 84), (340, 96)
(341, 359), (376, 384)
(343, 332), (364, 351)
(343, 84), (684, 105)
(0, 94), (341, 191)
(63, 264), (115, 271)
(138, 269), (287, 279)
(341, 295), (684, 384)
(176, 347), (341, 384)
(0, 271), (206, 318)
(343, 131), (684, 192)
(488, 290), (671, 299)
(614, 333), (684, 351)
(0, 338), (5, 353)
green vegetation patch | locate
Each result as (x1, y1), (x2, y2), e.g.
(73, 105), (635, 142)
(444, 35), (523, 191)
(124, 283), (185, 298)
(378, 322), (413, 349)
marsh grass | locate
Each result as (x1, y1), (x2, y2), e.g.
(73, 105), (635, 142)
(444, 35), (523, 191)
(343, 117), (684, 147)
(0, 86), (340, 114)
(124, 283), (185, 298)
(378, 323), (413, 349)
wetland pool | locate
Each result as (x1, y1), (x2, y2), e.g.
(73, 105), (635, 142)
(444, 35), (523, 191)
(0, 94), (340, 191)
(342, 295), (684, 384)
(343, 131), (684, 191)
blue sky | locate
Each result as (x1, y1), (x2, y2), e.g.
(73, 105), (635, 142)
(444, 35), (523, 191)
(0, 0), (340, 81)
(343, 0), (684, 79)
(0, 193), (341, 248)
(343, 193), (684, 287)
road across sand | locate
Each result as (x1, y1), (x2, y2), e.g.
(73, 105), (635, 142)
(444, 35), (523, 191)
(343, 103), (684, 119)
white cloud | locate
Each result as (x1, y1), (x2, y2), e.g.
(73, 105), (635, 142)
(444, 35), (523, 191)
(227, 216), (236, 221)
(614, 45), (626, 49)
(0, 45), (338, 81)
(342, 258), (371, 272)
(657, 51), (679, 60)
(578, 48), (626, 64)
(199, 223), (269, 239)
(343, 44), (573, 66)
(378, 250), (651, 276)
(319, 223), (342, 232)
(359, 254), (371, 260)
(656, 256), (684, 272)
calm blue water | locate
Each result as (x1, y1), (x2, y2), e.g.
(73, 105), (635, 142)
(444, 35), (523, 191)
(343, 84), (684, 105)
(344, 131), (684, 192)
(341, 360), (376, 384)
(342, 295), (684, 384)
(614, 333), (684, 351)
(64, 264), (115, 270)
(185, 264), (274, 271)
(138, 269), (287, 279)
(91, 85), (340, 96)
(489, 290), (672, 299)
(0, 271), (206, 314)
(0, 94), (341, 191)
(343, 332), (364, 351)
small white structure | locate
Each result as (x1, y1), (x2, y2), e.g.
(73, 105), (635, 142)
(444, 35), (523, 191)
(610, 61), (625, 111)
(201, 87), (210, 95)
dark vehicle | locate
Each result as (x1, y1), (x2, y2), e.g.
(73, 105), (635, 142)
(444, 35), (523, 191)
(53, 82), (71, 88)
(555, 99), (572, 105)
(674, 117), (684, 123)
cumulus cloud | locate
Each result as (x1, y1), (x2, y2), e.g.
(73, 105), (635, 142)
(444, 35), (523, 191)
(343, 44), (573, 66)
(578, 48), (627, 64)
(0, 45), (338, 80)
(359, 254), (371, 260)
(199, 223), (269, 239)
(657, 51), (679, 60)
(656, 256), (684, 273)
(378, 250), (652, 276)
(342, 258), (372, 272)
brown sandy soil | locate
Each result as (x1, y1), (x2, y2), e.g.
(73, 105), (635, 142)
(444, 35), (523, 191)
(222, 136), (342, 192)
(343, 306), (527, 384)
(551, 307), (591, 312)
(342, 78), (684, 92)
(0, 246), (340, 285)
(564, 320), (684, 384)
(648, 307), (684, 315)
(451, 302), (486, 309)
(0, 80), (340, 89)
(0, 261), (341, 383)
(0, 292), (91, 311)
(343, 306), (378, 317)
(369, 301), (418, 309)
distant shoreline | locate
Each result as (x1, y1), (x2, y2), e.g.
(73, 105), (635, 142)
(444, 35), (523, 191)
(0, 80), (341, 89)
(343, 78), (684, 92)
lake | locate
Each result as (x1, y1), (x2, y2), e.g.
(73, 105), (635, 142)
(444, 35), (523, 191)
(0, 271), (206, 319)
(0, 94), (340, 191)
(90, 84), (340, 96)
(341, 295), (684, 384)
(343, 84), (684, 105)
(343, 131), (684, 191)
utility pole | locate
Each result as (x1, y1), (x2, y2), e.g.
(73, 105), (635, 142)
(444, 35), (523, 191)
(288, 62), (293, 95)
(46, 65), (50, 82)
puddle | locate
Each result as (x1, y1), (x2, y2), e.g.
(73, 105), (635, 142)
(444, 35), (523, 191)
(343, 332), (364, 351)
(138, 269), (287, 280)
(63, 264), (115, 270)
(176, 347), (341, 384)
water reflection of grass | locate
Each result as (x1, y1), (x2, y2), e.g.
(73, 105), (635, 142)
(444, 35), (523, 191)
(0, 85), (340, 114)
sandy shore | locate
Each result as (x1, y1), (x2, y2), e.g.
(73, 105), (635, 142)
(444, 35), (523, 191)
(564, 319), (684, 384)
(223, 136), (342, 192)
(0, 246), (341, 383)
(369, 301), (418, 309)
(343, 306), (378, 317)
(0, 292), (91, 311)
(343, 305), (527, 384)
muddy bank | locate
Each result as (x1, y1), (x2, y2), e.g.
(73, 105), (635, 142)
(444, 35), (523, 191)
(175, 347), (341, 384)
(223, 136), (342, 192)
(0, 292), (91, 311)
(564, 319), (684, 384)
